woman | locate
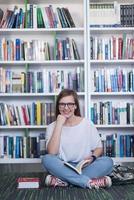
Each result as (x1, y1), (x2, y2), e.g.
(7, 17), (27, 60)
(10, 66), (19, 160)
(42, 89), (113, 188)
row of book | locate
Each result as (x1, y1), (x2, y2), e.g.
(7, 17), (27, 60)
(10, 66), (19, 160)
(90, 2), (134, 27)
(100, 133), (134, 158)
(0, 67), (84, 93)
(91, 102), (134, 125)
(0, 37), (80, 61)
(120, 4), (134, 27)
(0, 4), (75, 29)
(0, 132), (133, 159)
(92, 68), (134, 92)
(0, 133), (46, 159)
(89, 2), (120, 27)
(90, 34), (134, 60)
(0, 102), (55, 126)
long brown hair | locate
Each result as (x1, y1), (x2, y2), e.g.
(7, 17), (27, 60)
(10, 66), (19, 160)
(56, 89), (81, 118)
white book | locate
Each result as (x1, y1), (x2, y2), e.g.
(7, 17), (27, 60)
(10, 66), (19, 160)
(33, 4), (37, 28)
(130, 103), (133, 125)
(64, 159), (90, 175)
(119, 102), (127, 125)
(0, 136), (4, 158)
(18, 105), (25, 125)
(41, 7), (50, 28)
(54, 7), (62, 28)
(13, 135), (16, 158)
(23, 136), (27, 158)
(90, 1), (120, 26)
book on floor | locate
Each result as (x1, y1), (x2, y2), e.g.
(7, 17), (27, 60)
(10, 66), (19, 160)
(17, 177), (40, 189)
(64, 159), (90, 174)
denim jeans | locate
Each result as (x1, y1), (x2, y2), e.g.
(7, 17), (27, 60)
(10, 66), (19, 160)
(42, 154), (114, 188)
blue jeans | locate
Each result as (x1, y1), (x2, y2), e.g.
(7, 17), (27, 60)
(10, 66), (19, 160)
(42, 154), (113, 188)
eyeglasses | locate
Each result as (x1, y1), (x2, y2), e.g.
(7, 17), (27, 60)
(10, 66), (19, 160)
(58, 102), (75, 109)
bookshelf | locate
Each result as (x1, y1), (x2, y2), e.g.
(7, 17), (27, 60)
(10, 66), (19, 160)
(0, 0), (134, 166)
(88, 0), (134, 164)
(0, 0), (88, 164)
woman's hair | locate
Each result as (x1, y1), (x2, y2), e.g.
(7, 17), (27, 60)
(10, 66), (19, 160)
(55, 89), (81, 118)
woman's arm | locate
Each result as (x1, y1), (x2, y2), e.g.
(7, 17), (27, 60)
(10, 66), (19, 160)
(92, 147), (103, 158)
(47, 115), (66, 154)
(84, 147), (103, 164)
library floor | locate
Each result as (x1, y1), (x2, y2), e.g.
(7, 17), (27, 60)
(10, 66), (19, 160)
(0, 173), (134, 200)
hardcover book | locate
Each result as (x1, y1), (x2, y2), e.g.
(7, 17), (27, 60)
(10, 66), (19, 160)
(17, 177), (40, 189)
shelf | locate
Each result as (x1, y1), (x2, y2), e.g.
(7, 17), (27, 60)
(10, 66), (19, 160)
(95, 125), (134, 128)
(0, 125), (48, 129)
(0, 60), (85, 65)
(91, 92), (134, 96)
(0, 158), (41, 164)
(1, 0), (84, 6)
(90, 60), (134, 64)
(0, 28), (84, 33)
(90, 27), (134, 34)
(0, 92), (85, 97)
(112, 157), (134, 163)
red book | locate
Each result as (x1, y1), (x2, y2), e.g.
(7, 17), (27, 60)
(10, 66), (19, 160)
(21, 105), (30, 125)
(17, 177), (40, 189)
(118, 37), (123, 60)
(112, 36), (116, 60)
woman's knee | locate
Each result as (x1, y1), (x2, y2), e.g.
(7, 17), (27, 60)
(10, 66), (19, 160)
(102, 156), (114, 171)
(99, 156), (114, 168)
(42, 154), (54, 167)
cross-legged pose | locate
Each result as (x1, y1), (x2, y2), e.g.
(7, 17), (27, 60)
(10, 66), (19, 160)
(42, 89), (113, 188)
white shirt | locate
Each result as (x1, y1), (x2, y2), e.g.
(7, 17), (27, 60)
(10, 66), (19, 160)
(46, 118), (102, 162)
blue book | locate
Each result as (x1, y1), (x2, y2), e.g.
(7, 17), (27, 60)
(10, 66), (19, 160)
(16, 39), (20, 60)
(8, 137), (14, 158)
(15, 136), (20, 158)
(120, 135), (124, 157)
(8, 6), (18, 28)
(126, 135), (131, 157)
(90, 107), (94, 123)
(31, 102), (35, 125)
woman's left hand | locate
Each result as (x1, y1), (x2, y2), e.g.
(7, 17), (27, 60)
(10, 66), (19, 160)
(84, 156), (94, 164)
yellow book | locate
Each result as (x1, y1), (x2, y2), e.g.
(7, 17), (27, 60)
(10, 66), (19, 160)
(4, 104), (10, 125)
(36, 101), (41, 125)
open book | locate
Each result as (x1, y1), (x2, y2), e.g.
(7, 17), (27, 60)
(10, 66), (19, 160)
(64, 159), (90, 174)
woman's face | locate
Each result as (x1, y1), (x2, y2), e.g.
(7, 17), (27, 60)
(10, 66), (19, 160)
(58, 95), (76, 118)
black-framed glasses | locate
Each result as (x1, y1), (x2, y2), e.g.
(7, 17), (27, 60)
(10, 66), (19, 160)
(58, 102), (75, 109)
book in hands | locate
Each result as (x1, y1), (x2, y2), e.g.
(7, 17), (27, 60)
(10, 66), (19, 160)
(17, 177), (40, 189)
(64, 159), (90, 174)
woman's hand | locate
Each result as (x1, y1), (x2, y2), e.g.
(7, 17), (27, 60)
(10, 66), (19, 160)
(47, 115), (67, 154)
(84, 156), (95, 164)
(56, 114), (67, 126)
(84, 157), (93, 165)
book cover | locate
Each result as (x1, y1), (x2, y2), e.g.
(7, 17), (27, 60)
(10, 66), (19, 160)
(0, 8), (3, 23)
(63, 8), (75, 27)
(64, 159), (90, 174)
(17, 177), (40, 189)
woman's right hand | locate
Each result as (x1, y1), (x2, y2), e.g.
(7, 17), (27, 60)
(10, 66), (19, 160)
(56, 114), (67, 126)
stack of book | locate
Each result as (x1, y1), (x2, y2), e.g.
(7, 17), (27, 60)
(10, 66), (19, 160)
(90, 2), (120, 27)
